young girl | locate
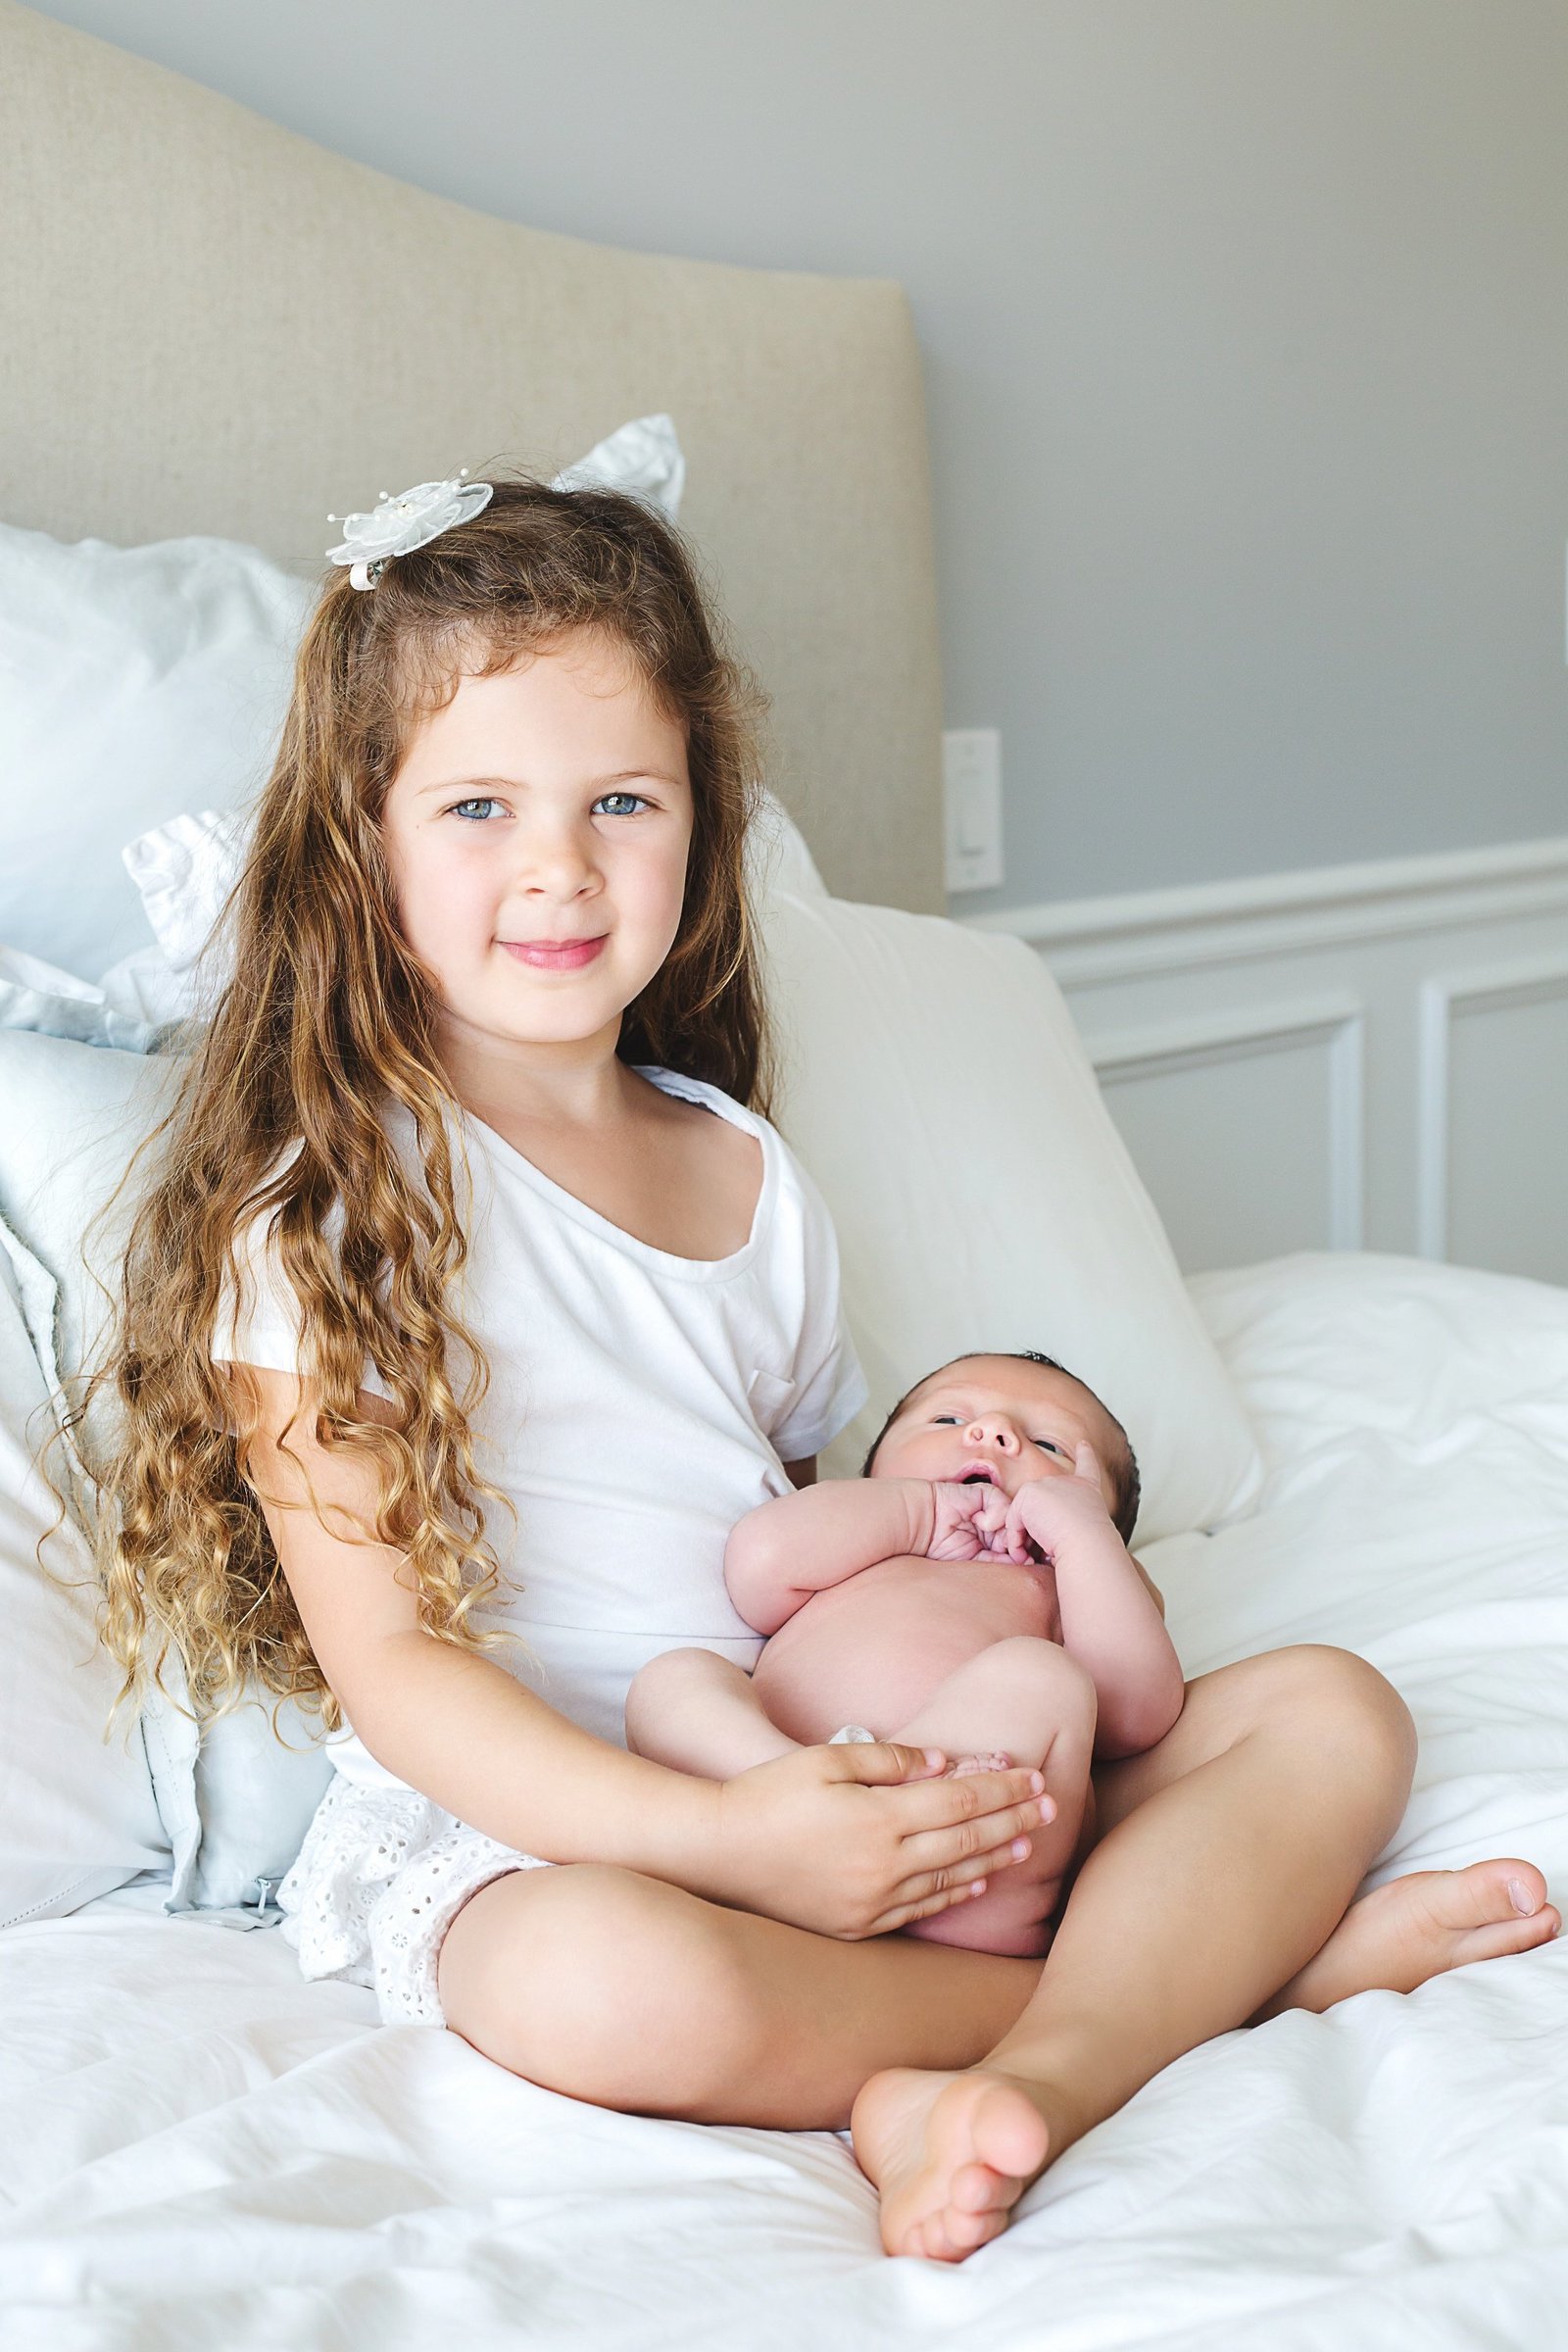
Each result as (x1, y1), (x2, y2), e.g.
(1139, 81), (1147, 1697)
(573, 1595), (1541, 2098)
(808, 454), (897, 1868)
(91, 476), (1557, 2266)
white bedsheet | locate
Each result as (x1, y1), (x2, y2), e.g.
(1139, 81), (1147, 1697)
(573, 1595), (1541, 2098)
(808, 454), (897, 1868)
(5, 1251), (1568, 2350)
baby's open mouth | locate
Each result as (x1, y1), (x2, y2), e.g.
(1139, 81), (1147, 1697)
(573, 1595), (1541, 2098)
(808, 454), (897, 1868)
(956, 1462), (1000, 1487)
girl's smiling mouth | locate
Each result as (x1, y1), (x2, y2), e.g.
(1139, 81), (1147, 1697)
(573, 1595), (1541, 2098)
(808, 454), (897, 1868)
(501, 936), (608, 970)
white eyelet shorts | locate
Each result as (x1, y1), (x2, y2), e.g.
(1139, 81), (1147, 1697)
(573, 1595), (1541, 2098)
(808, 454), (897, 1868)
(277, 1773), (551, 2026)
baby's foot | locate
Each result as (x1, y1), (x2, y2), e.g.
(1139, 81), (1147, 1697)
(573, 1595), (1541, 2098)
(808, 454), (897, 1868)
(850, 2065), (1055, 2261)
(1257, 1859), (1560, 2019)
(947, 1751), (1012, 1779)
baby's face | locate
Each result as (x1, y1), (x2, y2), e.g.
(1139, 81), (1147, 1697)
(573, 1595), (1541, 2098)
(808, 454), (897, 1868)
(872, 1355), (1124, 1519)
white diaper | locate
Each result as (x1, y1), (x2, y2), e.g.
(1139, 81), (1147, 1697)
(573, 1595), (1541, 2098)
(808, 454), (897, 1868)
(827, 1725), (876, 1744)
(277, 1773), (550, 2026)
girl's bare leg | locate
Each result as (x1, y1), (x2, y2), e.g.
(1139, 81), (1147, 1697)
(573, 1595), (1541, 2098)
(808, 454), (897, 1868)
(442, 1642), (1556, 2264)
(437, 1859), (1045, 2126)
(851, 1644), (1559, 2261)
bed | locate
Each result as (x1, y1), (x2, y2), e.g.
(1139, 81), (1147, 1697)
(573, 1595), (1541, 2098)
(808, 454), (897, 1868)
(4, 7), (1568, 2346)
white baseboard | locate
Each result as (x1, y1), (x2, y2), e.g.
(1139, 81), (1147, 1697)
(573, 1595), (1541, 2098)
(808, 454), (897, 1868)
(963, 837), (1568, 1284)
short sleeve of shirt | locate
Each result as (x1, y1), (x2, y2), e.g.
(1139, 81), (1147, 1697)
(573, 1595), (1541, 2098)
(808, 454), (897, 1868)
(210, 1181), (390, 1399)
(210, 1196), (309, 1376)
(769, 1149), (868, 1463)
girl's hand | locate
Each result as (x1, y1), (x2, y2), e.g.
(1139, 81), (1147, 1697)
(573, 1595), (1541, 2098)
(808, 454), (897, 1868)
(927, 1479), (1015, 1560)
(710, 1741), (1054, 1940)
(1002, 1444), (1115, 1564)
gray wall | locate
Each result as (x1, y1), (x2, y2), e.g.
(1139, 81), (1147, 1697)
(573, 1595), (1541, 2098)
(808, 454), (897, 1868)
(20, 0), (1568, 911)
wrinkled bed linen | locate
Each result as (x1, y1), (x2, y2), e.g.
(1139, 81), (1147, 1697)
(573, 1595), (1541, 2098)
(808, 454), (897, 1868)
(3, 1250), (1568, 2350)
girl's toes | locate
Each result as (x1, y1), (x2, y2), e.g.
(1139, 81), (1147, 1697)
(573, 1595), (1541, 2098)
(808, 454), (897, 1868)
(950, 2159), (1016, 2215)
(1443, 1859), (1551, 1933)
(1458, 1908), (1560, 1965)
(1419, 1862), (1560, 1969)
(918, 2205), (1002, 2261)
(1498, 1863), (1551, 1920)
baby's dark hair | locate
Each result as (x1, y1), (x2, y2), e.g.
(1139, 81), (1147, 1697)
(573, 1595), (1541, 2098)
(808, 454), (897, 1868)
(859, 1349), (1142, 1544)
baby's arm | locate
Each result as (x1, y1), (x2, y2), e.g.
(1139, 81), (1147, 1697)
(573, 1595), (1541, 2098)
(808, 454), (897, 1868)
(724, 1477), (939, 1635)
(1007, 1448), (1186, 1758)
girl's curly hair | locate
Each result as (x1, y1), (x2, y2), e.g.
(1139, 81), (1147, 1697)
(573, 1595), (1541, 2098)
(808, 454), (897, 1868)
(81, 479), (773, 1735)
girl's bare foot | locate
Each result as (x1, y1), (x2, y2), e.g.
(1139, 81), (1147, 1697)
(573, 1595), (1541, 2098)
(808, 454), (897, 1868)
(853, 1860), (1559, 2262)
(850, 2065), (1057, 2261)
(1255, 1858), (1560, 2020)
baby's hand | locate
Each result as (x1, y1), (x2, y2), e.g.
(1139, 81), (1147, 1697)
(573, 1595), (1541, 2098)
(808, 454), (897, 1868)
(927, 1480), (1010, 1560)
(1002, 1444), (1115, 1565)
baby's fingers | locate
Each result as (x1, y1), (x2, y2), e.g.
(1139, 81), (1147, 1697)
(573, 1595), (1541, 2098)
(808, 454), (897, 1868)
(1001, 1494), (1032, 1562)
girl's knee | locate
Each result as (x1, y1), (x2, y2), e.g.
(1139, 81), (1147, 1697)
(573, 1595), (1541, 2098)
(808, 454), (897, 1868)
(1241, 1643), (1416, 1782)
(439, 1863), (763, 2112)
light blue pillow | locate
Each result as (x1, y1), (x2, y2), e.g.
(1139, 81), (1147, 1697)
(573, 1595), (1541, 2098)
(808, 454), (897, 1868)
(0, 1029), (331, 1922)
(0, 1228), (171, 1927)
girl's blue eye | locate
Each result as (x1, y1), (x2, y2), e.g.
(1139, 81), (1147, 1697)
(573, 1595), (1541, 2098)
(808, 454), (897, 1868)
(594, 792), (650, 817)
(1034, 1439), (1069, 1458)
(450, 797), (503, 821)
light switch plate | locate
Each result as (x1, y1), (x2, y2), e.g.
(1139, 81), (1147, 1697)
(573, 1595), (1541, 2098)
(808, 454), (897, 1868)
(943, 728), (1004, 893)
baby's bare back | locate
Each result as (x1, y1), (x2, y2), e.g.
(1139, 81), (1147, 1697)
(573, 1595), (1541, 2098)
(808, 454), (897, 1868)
(751, 1553), (1063, 1746)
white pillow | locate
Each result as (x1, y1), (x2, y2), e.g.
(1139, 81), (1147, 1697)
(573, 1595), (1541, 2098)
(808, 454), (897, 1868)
(0, 1033), (178, 1402)
(0, 1227), (169, 1927)
(0, 416), (691, 987)
(0, 521), (314, 980)
(553, 411), (686, 516)
(760, 892), (1263, 1544)
(0, 942), (186, 1054)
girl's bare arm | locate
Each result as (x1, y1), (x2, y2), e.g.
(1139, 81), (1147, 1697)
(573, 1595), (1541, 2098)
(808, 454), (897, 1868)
(227, 1368), (1049, 1939)
(724, 1477), (936, 1635)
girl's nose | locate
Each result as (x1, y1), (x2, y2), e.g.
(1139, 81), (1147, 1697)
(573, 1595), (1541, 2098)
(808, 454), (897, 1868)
(517, 826), (597, 894)
(965, 1417), (1020, 1454)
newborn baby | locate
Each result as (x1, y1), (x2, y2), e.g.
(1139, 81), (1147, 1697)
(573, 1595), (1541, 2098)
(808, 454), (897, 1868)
(625, 1349), (1186, 1957)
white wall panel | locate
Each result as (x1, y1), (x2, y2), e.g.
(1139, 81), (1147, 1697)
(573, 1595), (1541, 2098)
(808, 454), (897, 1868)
(1420, 960), (1568, 1284)
(1093, 1004), (1362, 1274)
(973, 838), (1568, 1283)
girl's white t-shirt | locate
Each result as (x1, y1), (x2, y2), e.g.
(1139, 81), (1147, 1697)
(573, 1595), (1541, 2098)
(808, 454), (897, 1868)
(211, 1065), (867, 1788)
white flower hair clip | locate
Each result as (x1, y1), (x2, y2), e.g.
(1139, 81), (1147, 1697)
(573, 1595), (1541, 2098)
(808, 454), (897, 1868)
(324, 418), (687, 589)
(325, 470), (494, 590)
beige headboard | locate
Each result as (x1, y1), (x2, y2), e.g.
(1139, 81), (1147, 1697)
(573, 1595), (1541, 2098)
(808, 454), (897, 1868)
(0, 0), (943, 912)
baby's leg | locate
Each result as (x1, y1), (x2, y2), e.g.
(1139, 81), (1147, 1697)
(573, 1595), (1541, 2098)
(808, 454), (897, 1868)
(891, 1638), (1098, 1957)
(624, 1646), (801, 1778)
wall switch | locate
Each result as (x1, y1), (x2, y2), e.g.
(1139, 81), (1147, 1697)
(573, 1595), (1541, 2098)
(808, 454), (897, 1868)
(943, 728), (1004, 893)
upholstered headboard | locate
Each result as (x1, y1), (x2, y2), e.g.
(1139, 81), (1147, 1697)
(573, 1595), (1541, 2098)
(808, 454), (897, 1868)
(0, 0), (943, 912)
